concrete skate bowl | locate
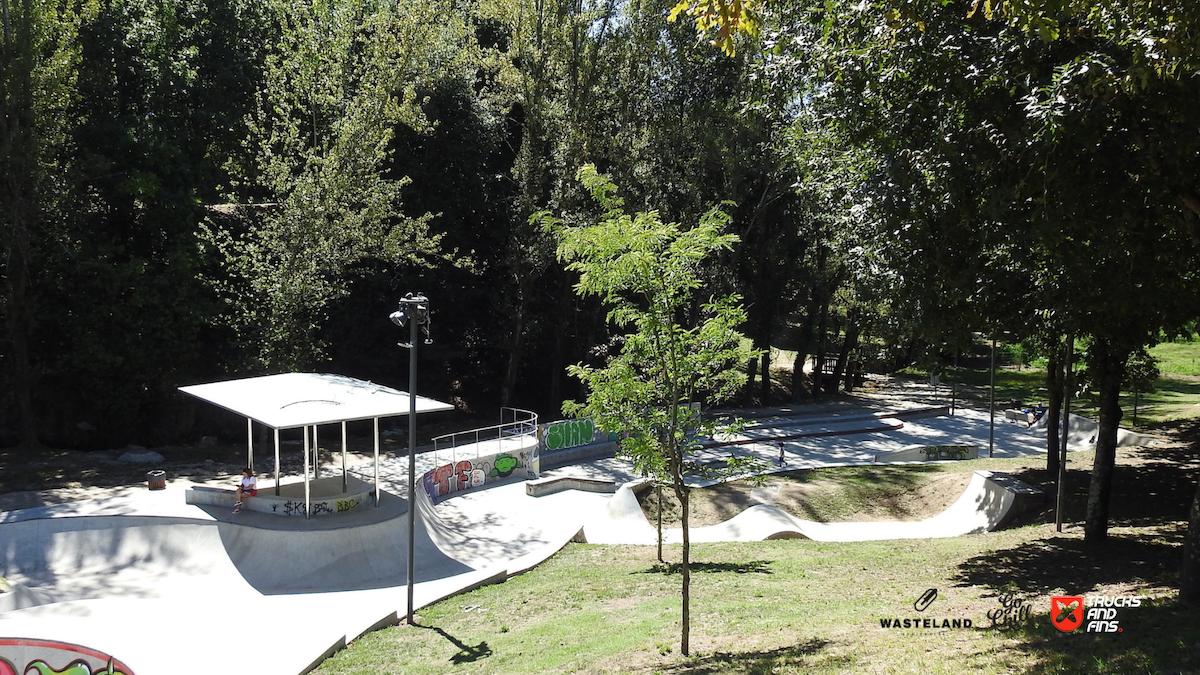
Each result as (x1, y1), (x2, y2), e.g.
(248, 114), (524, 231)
(216, 508), (473, 595)
(581, 471), (1043, 545)
(1032, 412), (1158, 448)
(0, 515), (249, 613)
(0, 502), (477, 610)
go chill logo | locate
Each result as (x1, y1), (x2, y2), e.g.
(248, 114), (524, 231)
(1051, 595), (1140, 633)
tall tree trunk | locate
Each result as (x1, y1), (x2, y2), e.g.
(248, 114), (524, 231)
(2, 4), (40, 450)
(1085, 342), (1126, 545)
(790, 308), (816, 401)
(812, 300), (829, 398)
(1182, 479), (1200, 603)
(1045, 347), (1063, 477)
(676, 480), (691, 656)
(500, 302), (526, 408)
(760, 350), (771, 404)
(548, 280), (572, 410)
(5, 248), (38, 449)
(656, 484), (663, 563)
(831, 318), (859, 393)
(744, 355), (758, 406)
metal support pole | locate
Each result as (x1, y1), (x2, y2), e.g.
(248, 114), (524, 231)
(274, 428), (281, 496)
(373, 417), (380, 506)
(1056, 334), (1074, 532)
(342, 421), (348, 493)
(951, 349), (958, 415)
(989, 335), (997, 458)
(406, 302), (419, 625)
(313, 425), (320, 480)
(247, 418), (254, 471)
(304, 424), (311, 520)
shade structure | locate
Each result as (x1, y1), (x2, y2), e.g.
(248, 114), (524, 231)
(179, 372), (454, 518)
(179, 372), (453, 429)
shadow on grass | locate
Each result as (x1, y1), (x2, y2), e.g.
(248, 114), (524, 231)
(658, 639), (831, 675)
(999, 598), (1200, 674)
(414, 623), (492, 664)
(640, 560), (773, 575)
(954, 530), (1184, 595)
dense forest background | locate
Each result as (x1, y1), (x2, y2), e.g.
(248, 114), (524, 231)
(4, 0), (1200, 452)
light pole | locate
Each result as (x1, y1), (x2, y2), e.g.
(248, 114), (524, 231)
(390, 292), (431, 626)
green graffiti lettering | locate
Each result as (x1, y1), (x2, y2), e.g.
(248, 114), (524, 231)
(545, 420), (595, 450)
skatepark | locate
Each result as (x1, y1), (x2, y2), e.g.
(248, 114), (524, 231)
(0, 379), (1157, 675)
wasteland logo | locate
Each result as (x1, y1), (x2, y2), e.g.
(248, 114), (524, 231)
(878, 590), (973, 630)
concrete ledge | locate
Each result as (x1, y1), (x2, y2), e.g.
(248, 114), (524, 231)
(1004, 409), (1035, 423)
(874, 444), (979, 463)
(526, 476), (619, 497)
(185, 475), (374, 517)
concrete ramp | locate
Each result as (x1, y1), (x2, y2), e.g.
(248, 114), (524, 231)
(1032, 412), (1157, 448)
(582, 471), (1042, 544)
(218, 506), (474, 594)
(578, 484), (659, 545)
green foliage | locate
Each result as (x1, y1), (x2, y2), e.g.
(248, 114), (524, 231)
(207, 0), (451, 371)
(549, 164), (758, 655)
(1125, 349), (1161, 396)
(552, 165), (754, 477)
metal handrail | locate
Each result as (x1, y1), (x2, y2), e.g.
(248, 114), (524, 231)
(431, 407), (538, 467)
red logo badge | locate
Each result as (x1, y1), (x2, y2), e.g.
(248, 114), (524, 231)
(1051, 596), (1084, 632)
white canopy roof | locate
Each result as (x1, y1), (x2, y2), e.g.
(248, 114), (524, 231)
(179, 372), (454, 429)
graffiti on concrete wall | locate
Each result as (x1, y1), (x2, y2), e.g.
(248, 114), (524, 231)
(422, 450), (536, 502)
(271, 497), (360, 516)
(0, 639), (133, 675)
(543, 419), (597, 450)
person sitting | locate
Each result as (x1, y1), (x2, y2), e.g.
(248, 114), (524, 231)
(234, 468), (257, 514)
(1029, 403), (1047, 427)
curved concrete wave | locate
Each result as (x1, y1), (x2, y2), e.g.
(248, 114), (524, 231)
(1031, 412), (1157, 448)
(581, 470), (1042, 545)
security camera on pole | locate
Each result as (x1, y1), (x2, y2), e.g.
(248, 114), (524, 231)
(390, 292), (431, 625)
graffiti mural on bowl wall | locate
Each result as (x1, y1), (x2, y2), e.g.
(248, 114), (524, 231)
(421, 450), (537, 502)
(543, 419), (597, 451)
(0, 639), (134, 675)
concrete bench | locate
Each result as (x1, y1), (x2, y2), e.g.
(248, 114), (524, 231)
(1004, 409), (1035, 424)
(185, 475), (374, 517)
(526, 476), (619, 497)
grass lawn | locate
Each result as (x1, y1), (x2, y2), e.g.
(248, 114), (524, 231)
(922, 366), (1200, 432)
(1151, 336), (1200, 378)
(313, 437), (1200, 675)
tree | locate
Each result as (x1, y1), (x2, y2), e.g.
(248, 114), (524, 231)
(550, 164), (756, 656)
(1124, 348), (1160, 426)
(207, 0), (444, 371)
(1, 0), (96, 448)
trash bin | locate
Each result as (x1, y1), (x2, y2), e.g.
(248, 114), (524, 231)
(147, 470), (167, 490)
